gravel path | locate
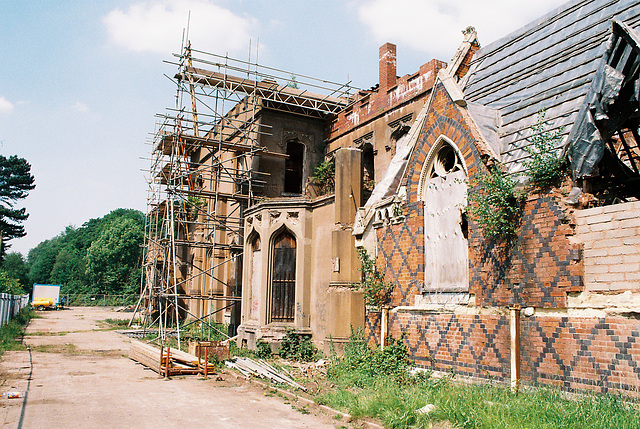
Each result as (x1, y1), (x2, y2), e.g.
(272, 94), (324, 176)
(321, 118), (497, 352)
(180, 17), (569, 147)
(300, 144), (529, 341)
(0, 307), (339, 429)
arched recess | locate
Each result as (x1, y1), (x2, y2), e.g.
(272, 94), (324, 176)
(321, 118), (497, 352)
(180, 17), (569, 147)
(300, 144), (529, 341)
(284, 140), (305, 194)
(418, 136), (469, 293)
(270, 228), (296, 322)
(248, 233), (262, 321)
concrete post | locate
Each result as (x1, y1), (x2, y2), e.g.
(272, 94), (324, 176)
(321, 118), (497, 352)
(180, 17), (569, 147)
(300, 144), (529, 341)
(510, 305), (521, 392)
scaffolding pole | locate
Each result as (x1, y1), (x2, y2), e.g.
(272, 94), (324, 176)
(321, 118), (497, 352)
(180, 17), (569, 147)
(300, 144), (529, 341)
(132, 41), (356, 348)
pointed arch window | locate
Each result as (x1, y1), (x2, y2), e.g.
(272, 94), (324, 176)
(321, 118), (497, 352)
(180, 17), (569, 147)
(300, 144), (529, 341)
(420, 138), (469, 293)
(270, 230), (296, 322)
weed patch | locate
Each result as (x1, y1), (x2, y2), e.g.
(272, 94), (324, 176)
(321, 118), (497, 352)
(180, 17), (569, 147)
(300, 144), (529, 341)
(279, 329), (319, 361)
(317, 330), (640, 428)
(0, 307), (32, 355)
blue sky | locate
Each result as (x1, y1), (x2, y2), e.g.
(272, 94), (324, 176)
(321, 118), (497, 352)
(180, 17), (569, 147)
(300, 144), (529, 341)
(0, 0), (561, 255)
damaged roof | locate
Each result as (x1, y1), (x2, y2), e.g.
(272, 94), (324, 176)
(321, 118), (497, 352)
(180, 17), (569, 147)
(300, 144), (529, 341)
(463, 0), (640, 180)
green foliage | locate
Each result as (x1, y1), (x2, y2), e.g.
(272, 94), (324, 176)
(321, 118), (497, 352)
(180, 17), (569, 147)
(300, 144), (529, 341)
(278, 328), (319, 361)
(286, 75), (299, 89)
(85, 216), (144, 294)
(467, 166), (526, 244)
(1, 252), (29, 292)
(328, 328), (410, 387)
(186, 196), (206, 221)
(355, 248), (394, 310)
(321, 331), (640, 429)
(0, 155), (35, 258)
(255, 339), (272, 359)
(523, 111), (567, 190)
(312, 160), (335, 194)
(0, 307), (31, 355)
(27, 209), (145, 295)
(0, 270), (26, 295)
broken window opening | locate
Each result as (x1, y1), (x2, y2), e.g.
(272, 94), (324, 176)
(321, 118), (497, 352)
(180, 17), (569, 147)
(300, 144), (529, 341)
(284, 140), (304, 194)
(362, 143), (375, 204)
(270, 230), (296, 323)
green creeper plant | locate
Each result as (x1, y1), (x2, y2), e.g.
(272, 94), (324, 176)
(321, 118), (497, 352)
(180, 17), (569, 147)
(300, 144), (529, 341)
(355, 248), (394, 310)
(467, 166), (526, 244)
(523, 110), (567, 190)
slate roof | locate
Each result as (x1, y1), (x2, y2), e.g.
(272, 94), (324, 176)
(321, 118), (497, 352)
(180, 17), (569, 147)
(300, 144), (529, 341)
(463, 0), (640, 175)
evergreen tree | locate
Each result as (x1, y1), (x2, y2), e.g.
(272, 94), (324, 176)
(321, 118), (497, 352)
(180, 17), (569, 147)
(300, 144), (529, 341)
(0, 155), (35, 258)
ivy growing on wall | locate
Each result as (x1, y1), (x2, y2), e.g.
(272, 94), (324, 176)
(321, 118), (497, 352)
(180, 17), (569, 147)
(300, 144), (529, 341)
(355, 248), (394, 310)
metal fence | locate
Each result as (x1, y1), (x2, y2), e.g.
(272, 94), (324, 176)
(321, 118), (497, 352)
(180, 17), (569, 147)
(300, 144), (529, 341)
(0, 293), (30, 327)
(61, 294), (139, 307)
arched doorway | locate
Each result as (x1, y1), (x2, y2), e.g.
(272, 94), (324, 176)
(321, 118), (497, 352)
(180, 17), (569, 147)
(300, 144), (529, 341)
(270, 230), (296, 322)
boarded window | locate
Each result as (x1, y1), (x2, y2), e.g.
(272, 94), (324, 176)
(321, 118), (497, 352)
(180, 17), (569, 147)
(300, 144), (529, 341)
(423, 143), (468, 292)
(284, 140), (304, 194)
(270, 231), (296, 322)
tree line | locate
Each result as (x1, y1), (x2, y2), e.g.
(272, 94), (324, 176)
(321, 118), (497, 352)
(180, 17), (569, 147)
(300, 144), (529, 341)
(0, 208), (145, 296)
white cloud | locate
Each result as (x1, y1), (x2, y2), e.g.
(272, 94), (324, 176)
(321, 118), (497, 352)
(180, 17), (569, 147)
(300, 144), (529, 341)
(103, 0), (257, 56)
(0, 97), (14, 113)
(73, 101), (89, 113)
(357, 0), (562, 60)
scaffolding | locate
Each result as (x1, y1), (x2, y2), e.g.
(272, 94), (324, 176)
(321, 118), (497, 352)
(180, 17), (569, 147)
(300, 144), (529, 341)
(132, 42), (356, 347)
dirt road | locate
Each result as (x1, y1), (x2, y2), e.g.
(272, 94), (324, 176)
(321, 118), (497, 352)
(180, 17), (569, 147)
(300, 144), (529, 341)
(0, 307), (339, 428)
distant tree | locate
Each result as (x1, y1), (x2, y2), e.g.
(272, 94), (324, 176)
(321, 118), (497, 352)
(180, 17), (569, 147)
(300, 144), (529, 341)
(26, 209), (144, 295)
(1, 252), (30, 291)
(0, 155), (35, 259)
(84, 216), (144, 294)
(0, 271), (26, 295)
(27, 237), (61, 285)
(50, 246), (86, 293)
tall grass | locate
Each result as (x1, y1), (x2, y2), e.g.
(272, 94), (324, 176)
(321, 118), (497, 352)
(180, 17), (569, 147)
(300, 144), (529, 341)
(0, 307), (32, 355)
(318, 330), (640, 429)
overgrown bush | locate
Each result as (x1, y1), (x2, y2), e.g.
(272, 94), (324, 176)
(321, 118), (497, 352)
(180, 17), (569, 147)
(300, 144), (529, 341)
(467, 166), (526, 244)
(523, 111), (567, 190)
(312, 160), (335, 194)
(328, 328), (411, 386)
(356, 248), (394, 310)
(0, 307), (31, 355)
(255, 339), (272, 359)
(278, 328), (318, 361)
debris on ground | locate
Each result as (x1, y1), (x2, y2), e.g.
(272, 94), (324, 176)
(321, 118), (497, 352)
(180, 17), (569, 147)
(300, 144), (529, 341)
(226, 357), (306, 391)
(416, 404), (436, 414)
(129, 339), (216, 377)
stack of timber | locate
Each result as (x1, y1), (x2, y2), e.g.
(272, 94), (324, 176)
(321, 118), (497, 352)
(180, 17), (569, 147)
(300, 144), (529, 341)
(226, 357), (306, 390)
(129, 339), (216, 376)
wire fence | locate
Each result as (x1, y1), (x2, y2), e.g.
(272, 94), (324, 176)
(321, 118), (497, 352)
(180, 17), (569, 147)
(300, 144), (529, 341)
(0, 293), (30, 327)
(61, 294), (140, 307)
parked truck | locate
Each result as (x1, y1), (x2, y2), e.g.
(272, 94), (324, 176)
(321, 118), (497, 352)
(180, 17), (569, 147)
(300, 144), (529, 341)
(32, 284), (62, 310)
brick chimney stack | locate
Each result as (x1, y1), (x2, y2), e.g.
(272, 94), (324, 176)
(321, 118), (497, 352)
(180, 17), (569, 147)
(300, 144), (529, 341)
(379, 42), (397, 91)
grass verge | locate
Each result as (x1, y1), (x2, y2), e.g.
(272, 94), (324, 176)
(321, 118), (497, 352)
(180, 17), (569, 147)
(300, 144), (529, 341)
(315, 330), (640, 429)
(0, 307), (33, 355)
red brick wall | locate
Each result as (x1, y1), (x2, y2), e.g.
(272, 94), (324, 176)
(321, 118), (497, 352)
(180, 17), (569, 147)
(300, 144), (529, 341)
(363, 81), (640, 396)
(468, 192), (583, 308)
(388, 311), (510, 380)
(327, 59), (446, 140)
(521, 315), (640, 395)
